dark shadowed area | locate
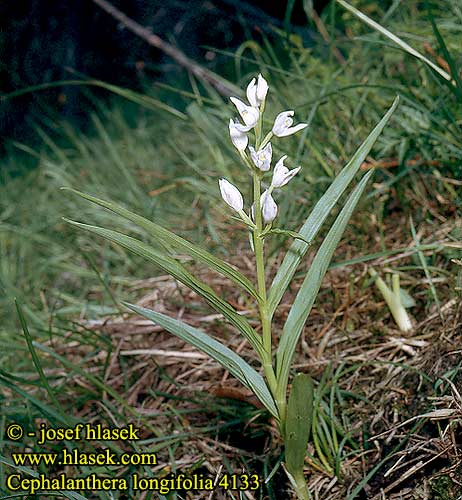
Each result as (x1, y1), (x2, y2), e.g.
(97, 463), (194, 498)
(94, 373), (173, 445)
(1, 0), (329, 157)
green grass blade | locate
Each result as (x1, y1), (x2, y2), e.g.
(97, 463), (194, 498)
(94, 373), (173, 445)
(15, 299), (60, 408)
(409, 218), (442, 318)
(63, 188), (260, 300)
(124, 302), (278, 418)
(267, 97), (399, 318)
(425, 3), (462, 99)
(276, 171), (374, 396)
(0, 371), (69, 425)
(65, 220), (263, 356)
(336, 0), (453, 84)
(2, 79), (187, 119)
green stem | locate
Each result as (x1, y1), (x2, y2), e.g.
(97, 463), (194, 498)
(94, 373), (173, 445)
(251, 107), (284, 421)
(260, 131), (273, 149)
(239, 150), (256, 172)
(369, 268), (412, 332)
(277, 398), (287, 426)
(255, 104), (264, 150)
(275, 376), (289, 427)
(253, 172), (279, 402)
(253, 173), (272, 356)
(253, 173), (266, 304)
(292, 473), (311, 500)
(237, 209), (256, 229)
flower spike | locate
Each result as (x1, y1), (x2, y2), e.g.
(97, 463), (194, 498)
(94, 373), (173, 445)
(272, 111), (308, 137)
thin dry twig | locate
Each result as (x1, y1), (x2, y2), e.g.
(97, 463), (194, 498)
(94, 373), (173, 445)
(91, 0), (239, 97)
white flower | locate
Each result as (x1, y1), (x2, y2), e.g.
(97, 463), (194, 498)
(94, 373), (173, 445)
(256, 74), (269, 103)
(230, 97), (259, 128)
(272, 110), (308, 137)
(271, 156), (301, 188)
(228, 119), (249, 151)
(249, 142), (272, 171)
(246, 74), (269, 108)
(219, 179), (244, 211)
(260, 190), (278, 224)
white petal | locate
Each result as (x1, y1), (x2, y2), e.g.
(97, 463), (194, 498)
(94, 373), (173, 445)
(261, 141), (272, 158)
(219, 179), (244, 211)
(271, 155), (289, 187)
(272, 111), (294, 136)
(256, 74), (269, 103)
(249, 142), (272, 171)
(271, 156), (301, 187)
(249, 146), (258, 165)
(261, 190), (278, 224)
(233, 121), (253, 133)
(246, 78), (258, 107)
(230, 97), (259, 128)
(277, 123), (308, 138)
(281, 166), (301, 186)
(228, 119), (248, 151)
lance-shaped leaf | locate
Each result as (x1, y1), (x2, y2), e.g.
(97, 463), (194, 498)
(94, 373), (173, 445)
(124, 302), (278, 418)
(276, 171), (374, 398)
(62, 188), (260, 300)
(65, 220), (263, 356)
(267, 97), (398, 318)
(285, 373), (314, 475)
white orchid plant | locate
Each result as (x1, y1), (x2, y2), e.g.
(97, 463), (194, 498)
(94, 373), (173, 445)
(64, 75), (398, 499)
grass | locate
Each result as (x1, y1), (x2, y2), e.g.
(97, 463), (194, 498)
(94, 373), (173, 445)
(1, 0), (462, 498)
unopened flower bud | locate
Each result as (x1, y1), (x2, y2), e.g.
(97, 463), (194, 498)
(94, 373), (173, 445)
(246, 74), (269, 108)
(219, 179), (244, 211)
(261, 190), (277, 224)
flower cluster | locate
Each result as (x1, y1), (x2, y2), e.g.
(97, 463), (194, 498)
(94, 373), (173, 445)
(220, 74), (307, 226)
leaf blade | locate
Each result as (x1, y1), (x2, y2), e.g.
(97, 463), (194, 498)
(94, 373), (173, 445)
(267, 97), (399, 318)
(276, 171), (374, 395)
(62, 188), (260, 300)
(285, 373), (314, 474)
(124, 303), (278, 418)
(65, 219), (263, 356)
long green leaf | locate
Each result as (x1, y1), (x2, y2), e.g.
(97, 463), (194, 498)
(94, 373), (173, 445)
(124, 302), (278, 418)
(63, 188), (260, 300)
(285, 373), (314, 474)
(65, 220), (263, 356)
(267, 97), (398, 318)
(276, 171), (374, 397)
